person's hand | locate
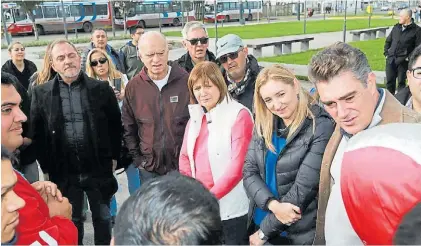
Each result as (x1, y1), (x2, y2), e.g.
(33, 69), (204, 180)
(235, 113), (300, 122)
(268, 200), (301, 225)
(31, 181), (63, 203)
(249, 231), (266, 246)
(46, 193), (72, 220)
(113, 87), (124, 101)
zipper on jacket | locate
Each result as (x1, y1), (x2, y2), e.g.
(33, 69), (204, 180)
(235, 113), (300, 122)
(159, 92), (165, 162)
(68, 86), (80, 162)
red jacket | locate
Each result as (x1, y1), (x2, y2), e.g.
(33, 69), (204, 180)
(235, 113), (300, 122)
(14, 171), (78, 245)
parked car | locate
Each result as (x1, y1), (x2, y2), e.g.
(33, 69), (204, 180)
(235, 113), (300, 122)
(398, 4), (409, 10)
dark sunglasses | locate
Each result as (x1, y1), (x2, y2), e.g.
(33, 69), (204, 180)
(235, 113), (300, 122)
(219, 48), (242, 64)
(90, 57), (108, 67)
(186, 37), (209, 45)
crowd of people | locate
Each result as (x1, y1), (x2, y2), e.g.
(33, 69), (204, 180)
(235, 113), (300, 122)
(1, 15), (421, 246)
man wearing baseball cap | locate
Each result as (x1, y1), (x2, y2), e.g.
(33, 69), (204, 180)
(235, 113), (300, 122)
(216, 34), (262, 112)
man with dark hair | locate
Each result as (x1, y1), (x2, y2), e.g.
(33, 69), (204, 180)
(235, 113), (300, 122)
(81, 28), (125, 73)
(1, 74), (78, 245)
(309, 42), (421, 245)
(1, 145), (25, 245)
(112, 172), (223, 245)
(384, 9), (421, 94)
(30, 39), (122, 245)
(1, 72), (38, 183)
(396, 44), (421, 113)
(120, 25), (145, 80)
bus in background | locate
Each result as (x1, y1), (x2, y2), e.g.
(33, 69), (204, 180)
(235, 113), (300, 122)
(204, 0), (263, 22)
(114, 0), (195, 29)
(2, 1), (112, 36)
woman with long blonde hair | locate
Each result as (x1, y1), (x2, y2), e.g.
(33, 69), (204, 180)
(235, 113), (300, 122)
(85, 48), (128, 102)
(243, 64), (334, 245)
(28, 43), (56, 98)
(85, 48), (134, 225)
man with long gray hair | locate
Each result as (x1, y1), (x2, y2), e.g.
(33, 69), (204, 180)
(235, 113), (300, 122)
(176, 21), (217, 73)
(308, 42), (421, 245)
(384, 9), (421, 94)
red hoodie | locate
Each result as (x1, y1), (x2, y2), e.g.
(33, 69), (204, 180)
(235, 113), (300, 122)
(14, 171), (78, 245)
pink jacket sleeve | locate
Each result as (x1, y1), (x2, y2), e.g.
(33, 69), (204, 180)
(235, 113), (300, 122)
(178, 120), (192, 177)
(210, 109), (254, 199)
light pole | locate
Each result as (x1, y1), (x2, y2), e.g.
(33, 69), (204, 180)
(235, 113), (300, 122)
(304, 0), (307, 34)
(110, 0), (116, 37)
(61, 0), (68, 40)
(1, 4), (11, 45)
(343, 0), (347, 42)
(214, 0), (218, 54)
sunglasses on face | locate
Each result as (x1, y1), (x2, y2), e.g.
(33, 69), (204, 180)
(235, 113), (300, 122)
(90, 57), (108, 67)
(219, 48), (242, 64)
(186, 37), (209, 45)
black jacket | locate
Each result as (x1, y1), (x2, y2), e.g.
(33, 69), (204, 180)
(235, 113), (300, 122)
(223, 55), (262, 113)
(243, 105), (335, 244)
(175, 50), (217, 73)
(395, 86), (412, 106)
(2, 59), (37, 90)
(29, 72), (122, 186)
(28, 69), (57, 101)
(384, 21), (421, 64)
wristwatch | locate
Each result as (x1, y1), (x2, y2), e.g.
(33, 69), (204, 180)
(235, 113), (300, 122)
(258, 230), (268, 241)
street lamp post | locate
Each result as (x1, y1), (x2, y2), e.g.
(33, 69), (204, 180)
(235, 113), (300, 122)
(343, 0), (347, 42)
(61, 0), (68, 40)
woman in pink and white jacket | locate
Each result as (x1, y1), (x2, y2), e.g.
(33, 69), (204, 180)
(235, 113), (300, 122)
(179, 61), (254, 245)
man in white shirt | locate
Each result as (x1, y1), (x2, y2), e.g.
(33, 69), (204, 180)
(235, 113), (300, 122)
(122, 31), (190, 182)
(308, 42), (421, 245)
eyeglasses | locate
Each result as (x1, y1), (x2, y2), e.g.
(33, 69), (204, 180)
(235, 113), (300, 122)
(219, 48), (243, 64)
(186, 37), (209, 46)
(90, 57), (108, 67)
(410, 67), (421, 79)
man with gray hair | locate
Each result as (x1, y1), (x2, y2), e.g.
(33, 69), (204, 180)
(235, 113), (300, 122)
(175, 21), (217, 73)
(29, 39), (122, 245)
(384, 9), (421, 94)
(308, 42), (421, 245)
(122, 31), (190, 181)
(216, 34), (262, 112)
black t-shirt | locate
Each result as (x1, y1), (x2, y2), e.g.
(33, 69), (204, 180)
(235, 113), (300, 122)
(11, 60), (33, 90)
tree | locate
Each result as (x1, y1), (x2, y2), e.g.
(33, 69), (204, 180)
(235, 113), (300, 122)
(17, 0), (42, 40)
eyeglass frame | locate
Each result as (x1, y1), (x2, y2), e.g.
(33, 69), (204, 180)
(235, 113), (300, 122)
(218, 47), (244, 64)
(90, 57), (108, 67)
(409, 67), (421, 79)
(186, 37), (209, 46)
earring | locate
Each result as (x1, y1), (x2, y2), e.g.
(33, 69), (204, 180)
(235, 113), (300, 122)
(297, 94), (300, 100)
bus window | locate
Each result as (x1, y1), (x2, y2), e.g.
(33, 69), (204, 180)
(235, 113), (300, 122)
(144, 4), (154, 13)
(154, 4), (162, 13)
(14, 8), (27, 21)
(230, 2), (238, 10)
(171, 2), (181, 12)
(43, 6), (58, 18)
(135, 4), (146, 14)
(96, 4), (108, 16)
(70, 5), (81, 16)
(163, 3), (170, 12)
(34, 6), (43, 19)
(3, 9), (13, 22)
(57, 5), (70, 17)
(84, 5), (94, 16)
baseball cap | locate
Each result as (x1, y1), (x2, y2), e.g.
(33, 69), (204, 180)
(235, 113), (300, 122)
(216, 34), (244, 59)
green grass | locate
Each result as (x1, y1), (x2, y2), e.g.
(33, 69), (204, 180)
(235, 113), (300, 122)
(164, 18), (397, 39)
(1, 34), (132, 49)
(259, 38), (387, 71)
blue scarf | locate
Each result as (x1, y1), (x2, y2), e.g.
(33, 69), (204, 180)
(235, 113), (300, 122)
(253, 133), (286, 226)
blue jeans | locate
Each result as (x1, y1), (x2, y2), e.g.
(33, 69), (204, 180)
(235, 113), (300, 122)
(110, 164), (141, 216)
